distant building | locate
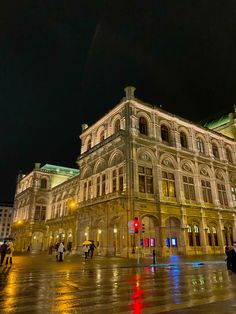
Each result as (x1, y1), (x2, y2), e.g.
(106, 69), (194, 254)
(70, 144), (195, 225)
(0, 203), (13, 242)
(12, 87), (236, 257)
(11, 163), (79, 252)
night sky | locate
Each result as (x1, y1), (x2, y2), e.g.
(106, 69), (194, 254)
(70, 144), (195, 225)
(1, 1), (236, 203)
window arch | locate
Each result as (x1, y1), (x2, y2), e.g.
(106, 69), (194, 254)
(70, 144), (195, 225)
(207, 225), (219, 246)
(196, 137), (205, 154)
(139, 117), (148, 135)
(187, 224), (201, 246)
(87, 138), (91, 150)
(226, 147), (233, 163)
(180, 131), (188, 149)
(212, 143), (219, 159)
(114, 119), (120, 132)
(100, 130), (105, 142)
(161, 125), (170, 143)
(40, 178), (47, 189)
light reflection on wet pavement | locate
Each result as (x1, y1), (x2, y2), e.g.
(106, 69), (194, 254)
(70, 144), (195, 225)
(0, 254), (236, 313)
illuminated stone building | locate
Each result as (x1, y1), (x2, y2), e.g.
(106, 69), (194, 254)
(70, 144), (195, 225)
(12, 163), (79, 252)
(0, 203), (13, 242)
(12, 87), (236, 257)
(77, 87), (236, 257)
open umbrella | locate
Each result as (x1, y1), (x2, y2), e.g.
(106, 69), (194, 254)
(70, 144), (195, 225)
(82, 240), (92, 245)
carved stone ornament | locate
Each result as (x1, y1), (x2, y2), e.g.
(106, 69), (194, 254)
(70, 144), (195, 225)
(200, 168), (208, 176)
(139, 153), (150, 161)
(230, 174), (236, 184)
(216, 171), (223, 180)
(162, 159), (173, 168)
(182, 163), (191, 172)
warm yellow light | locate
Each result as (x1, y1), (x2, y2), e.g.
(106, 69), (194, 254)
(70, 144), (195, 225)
(17, 220), (22, 224)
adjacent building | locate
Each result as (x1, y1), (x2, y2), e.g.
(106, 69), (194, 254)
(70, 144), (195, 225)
(12, 87), (236, 257)
(0, 203), (13, 242)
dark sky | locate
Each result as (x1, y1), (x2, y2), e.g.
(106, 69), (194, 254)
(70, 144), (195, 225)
(1, 1), (236, 203)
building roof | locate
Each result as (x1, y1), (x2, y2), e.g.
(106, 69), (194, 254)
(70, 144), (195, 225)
(40, 164), (79, 176)
(201, 113), (231, 130)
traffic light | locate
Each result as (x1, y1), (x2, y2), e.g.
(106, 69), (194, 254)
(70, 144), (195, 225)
(142, 223), (145, 234)
(134, 217), (140, 233)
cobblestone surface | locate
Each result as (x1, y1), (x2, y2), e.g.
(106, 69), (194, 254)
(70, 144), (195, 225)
(0, 253), (236, 313)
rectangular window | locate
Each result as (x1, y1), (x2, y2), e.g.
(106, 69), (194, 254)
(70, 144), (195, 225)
(138, 166), (153, 193)
(162, 171), (176, 197)
(112, 170), (117, 192)
(183, 176), (196, 200)
(217, 183), (228, 206)
(41, 206), (46, 220)
(96, 177), (100, 197)
(101, 174), (106, 196)
(118, 167), (124, 191)
(34, 206), (41, 220)
(231, 186), (236, 206)
(201, 180), (213, 203)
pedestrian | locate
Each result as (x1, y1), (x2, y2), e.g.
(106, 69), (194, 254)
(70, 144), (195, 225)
(48, 244), (53, 255)
(89, 242), (96, 259)
(27, 245), (30, 252)
(83, 245), (89, 260)
(227, 241), (236, 273)
(55, 242), (59, 261)
(5, 242), (14, 266)
(58, 242), (65, 262)
(225, 245), (231, 270)
(0, 240), (8, 266)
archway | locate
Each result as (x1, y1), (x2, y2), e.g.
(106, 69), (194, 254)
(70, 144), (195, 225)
(31, 231), (44, 252)
(165, 217), (181, 255)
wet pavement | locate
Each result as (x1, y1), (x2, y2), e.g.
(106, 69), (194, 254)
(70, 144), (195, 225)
(0, 253), (236, 313)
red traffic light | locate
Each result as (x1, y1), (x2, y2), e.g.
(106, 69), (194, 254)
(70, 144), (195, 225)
(133, 217), (141, 233)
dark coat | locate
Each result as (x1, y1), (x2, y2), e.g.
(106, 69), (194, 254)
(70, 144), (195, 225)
(227, 249), (236, 272)
(0, 243), (7, 254)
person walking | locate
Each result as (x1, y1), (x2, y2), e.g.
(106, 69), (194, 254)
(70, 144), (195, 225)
(227, 241), (236, 273)
(89, 242), (96, 259)
(0, 240), (8, 266)
(83, 245), (89, 260)
(58, 242), (65, 262)
(5, 242), (14, 266)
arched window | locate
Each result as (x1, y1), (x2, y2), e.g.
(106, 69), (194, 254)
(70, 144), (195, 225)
(196, 137), (205, 154)
(188, 225), (193, 246)
(161, 125), (170, 143)
(114, 119), (120, 132)
(100, 131), (105, 142)
(194, 225), (201, 246)
(217, 182), (228, 206)
(207, 226), (219, 246)
(40, 178), (47, 189)
(212, 143), (219, 159)
(180, 131), (188, 149)
(226, 148), (233, 163)
(87, 139), (91, 150)
(139, 117), (148, 135)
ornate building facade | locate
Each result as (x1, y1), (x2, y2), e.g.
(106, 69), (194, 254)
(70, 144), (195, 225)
(12, 87), (236, 257)
(12, 163), (79, 252)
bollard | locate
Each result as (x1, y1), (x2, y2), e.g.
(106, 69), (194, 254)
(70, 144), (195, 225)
(152, 249), (156, 265)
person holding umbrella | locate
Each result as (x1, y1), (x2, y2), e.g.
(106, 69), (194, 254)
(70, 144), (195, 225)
(82, 240), (91, 260)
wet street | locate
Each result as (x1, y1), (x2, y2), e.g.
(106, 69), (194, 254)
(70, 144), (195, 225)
(0, 253), (236, 314)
